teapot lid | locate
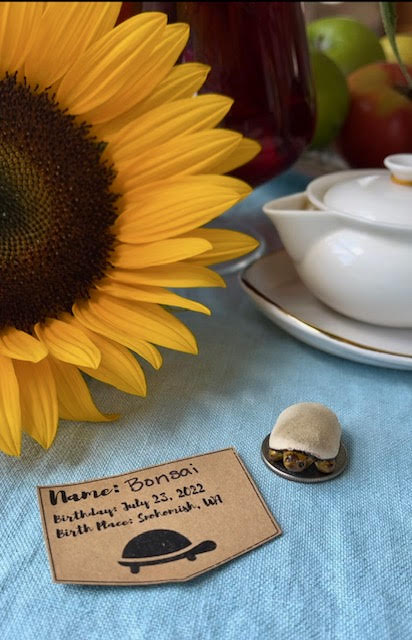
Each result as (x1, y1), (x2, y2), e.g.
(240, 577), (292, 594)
(323, 155), (412, 225)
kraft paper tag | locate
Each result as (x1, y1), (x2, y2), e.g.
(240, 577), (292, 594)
(37, 448), (281, 585)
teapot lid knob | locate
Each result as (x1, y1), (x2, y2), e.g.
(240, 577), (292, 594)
(384, 154), (412, 185)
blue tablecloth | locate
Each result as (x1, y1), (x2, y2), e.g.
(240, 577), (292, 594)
(1, 171), (411, 640)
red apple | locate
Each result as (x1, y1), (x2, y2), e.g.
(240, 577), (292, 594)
(338, 62), (412, 168)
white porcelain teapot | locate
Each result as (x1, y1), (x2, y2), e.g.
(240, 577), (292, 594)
(263, 155), (412, 327)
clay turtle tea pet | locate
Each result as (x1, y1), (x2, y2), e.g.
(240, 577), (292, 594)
(261, 403), (347, 483)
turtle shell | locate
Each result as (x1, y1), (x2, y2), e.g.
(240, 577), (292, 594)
(269, 402), (341, 460)
(121, 529), (192, 559)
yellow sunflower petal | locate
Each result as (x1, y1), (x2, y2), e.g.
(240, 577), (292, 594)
(56, 12), (166, 115)
(0, 328), (47, 362)
(185, 174), (252, 199)
(24, 2), (122, 89)
(97, 281), (210, 315)
(113, 180), (240, 244)
(130, 62), (210, 116)
(208, 138), (261, 175)
(106, 94), (233, 162)
(78, 331), (146, 397)
(97, 62), (210, 136)
(123, 174), (252, 204)
(48, 357), (117, 422)
(34, 318), (101, 369)
(14, 359), (58, 449)
(72, 304), (162, 370)
(76, 295), (198, 354)
(84, 23), (189, 126)
(0, 2), (43, 76)
(114, 129), (243, 191)
(112, 237), (212, 270)
(0, 355), (21, 456)
(184, 229), (260, 266)
(107, 262), (225, 289)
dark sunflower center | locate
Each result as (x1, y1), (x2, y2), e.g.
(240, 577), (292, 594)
(0, 73), (118, 332)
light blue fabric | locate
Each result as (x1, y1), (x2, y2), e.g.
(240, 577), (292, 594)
(1, 170), (411, 640)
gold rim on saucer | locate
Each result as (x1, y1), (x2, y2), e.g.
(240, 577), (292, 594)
(241, 251), (412, 361)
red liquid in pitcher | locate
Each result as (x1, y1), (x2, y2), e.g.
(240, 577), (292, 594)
(177, 2), (316, 185)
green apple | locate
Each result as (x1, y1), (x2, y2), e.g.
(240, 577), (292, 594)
(309, 50), (349, 149)
(308, 17), (385, 76)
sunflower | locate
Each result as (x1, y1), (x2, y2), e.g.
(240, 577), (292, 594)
(0, 2), (260, 456)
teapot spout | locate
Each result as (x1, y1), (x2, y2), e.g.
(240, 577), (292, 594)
(263, 192), (340, 262)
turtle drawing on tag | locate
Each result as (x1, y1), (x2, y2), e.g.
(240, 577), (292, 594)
(118, 529), (217, 574)
(262, 403), (347, 483)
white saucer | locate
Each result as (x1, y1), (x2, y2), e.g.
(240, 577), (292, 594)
(241, 251), (412, 370)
